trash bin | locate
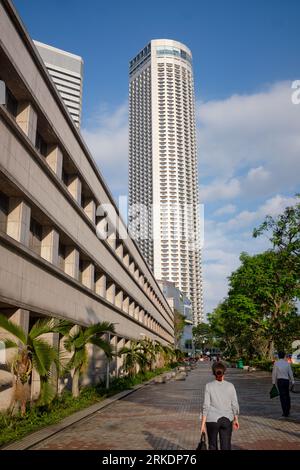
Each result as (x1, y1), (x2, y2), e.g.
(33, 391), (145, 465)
(237, 359), (244, 369)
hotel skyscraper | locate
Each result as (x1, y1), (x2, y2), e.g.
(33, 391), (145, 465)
(128, 39), (204, 324)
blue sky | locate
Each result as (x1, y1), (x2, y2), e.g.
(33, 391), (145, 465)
(14, 0), (300, 313)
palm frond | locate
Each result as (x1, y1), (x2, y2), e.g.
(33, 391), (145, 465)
(0, 314), (26, 344)
(31, 339), (57, 377)
(29, 317), (68, 340)
(0, 338), (19, 350)
(37, 379), (56, 406)
(50, 319), (73, 336)
(65, 348), (88, 372)
(84, 321), (115, 339)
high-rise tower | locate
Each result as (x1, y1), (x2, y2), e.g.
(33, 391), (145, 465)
(128, 39), (203, 324)
(34, 41), (83, 128)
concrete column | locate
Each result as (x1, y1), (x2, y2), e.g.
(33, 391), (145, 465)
(106, 282), (116, 304)
(46, 145), (63, 179)
(116, 242), (123, 260)
(81, 261), (95, 289)
(16, 101), (37, 144)
(31, 331), (59, 400)
(107, 232), (116, 250)
(10, 308), (30, 333)
(83, 198), (96, 224)
(129, 300), (135, 317)
(123, 252), (130, 267)
(67, 175), (82, 205)
(7, 198), (31, 246)
(41, 226), (59, 265)
(115, 289), (123, 309)
(139, 309), (145, 324)
(134, 305), (140, 321)
(129, 260), (135, 275)
(95, 273), (106, 298)
(122, 295), (130, 314)
(64, 246), (79, 280)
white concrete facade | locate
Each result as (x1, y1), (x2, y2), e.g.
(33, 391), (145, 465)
(0, 0), (174, 410)
(128, 39), (204, 325)
(34, 40), (83, 128)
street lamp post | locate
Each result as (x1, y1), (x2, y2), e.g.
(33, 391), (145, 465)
(106, 331), (111, 390)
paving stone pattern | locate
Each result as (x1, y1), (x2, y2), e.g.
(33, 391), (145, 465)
(32, 363), (300, 450)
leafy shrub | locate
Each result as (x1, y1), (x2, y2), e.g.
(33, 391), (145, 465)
(292, 364), (300, 378)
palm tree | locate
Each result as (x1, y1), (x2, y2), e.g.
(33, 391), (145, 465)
(139, 338), (156, 371)
(174, 348), (184, 362)
(64, 322), (115, 397)
(0, 314), (70, 415)
(161, 344), (176, 366)
(119, 340), (147, 377)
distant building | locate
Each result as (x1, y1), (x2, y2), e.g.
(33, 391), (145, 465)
(34, 40), (83, 128)
(158, 280), (193, 353)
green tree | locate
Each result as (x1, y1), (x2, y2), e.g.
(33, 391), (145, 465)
(0, 315), (70, 415)
(210, 251), (300, 360)
(192, 323), (212, 351)
(174, 309), (186, 348)
(253, 194), (300, 259)
(64, 322), (115, 397)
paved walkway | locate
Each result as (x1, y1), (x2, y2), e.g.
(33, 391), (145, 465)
(31, 363), (300, 450)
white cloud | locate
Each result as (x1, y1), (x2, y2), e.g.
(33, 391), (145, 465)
(202, 193), (298, 313)
(197, 81), (300, 200)
(82, 103), (128, 196)
(246, 166), (270, 182)
(213, 204), (237, 216)
(219, 194), (298, 232)
(200, 178), (241, 202)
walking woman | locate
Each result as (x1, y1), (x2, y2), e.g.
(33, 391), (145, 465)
(200, 362), (239, 450)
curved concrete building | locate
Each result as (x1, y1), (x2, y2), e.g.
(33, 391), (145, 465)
(128, 39), (204, 325)
(0, 1), (174, 409)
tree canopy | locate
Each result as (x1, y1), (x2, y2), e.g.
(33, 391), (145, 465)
(208, 196), (300, 361)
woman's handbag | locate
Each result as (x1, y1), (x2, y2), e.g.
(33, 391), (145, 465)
(270, 384), (279, 399)
(196, 432), (207, 451)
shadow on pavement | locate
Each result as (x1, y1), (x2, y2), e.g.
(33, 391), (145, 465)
(143, 431), (185, 450)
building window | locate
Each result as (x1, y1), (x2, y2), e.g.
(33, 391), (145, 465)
(5, 86), (18, 117)
(29, 218), (42, 255)
(0, 191), (9, 233)
(58, 242), (66, 270)
(35, 132), (48, 156)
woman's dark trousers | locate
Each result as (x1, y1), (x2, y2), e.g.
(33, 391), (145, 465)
(277, 379), (291, 417)
(206, 417), (232, 450)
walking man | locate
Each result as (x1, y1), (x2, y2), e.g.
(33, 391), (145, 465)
(272, 351), (295, 417)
